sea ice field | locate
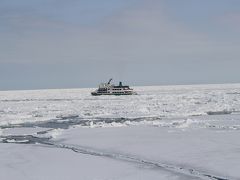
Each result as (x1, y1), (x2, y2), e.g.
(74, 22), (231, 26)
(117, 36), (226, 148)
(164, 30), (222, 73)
(1, 84), (240, 180)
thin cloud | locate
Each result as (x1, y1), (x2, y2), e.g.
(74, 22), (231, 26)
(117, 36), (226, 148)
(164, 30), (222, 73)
(0, 1), (215, 64)
(219, 12), (240, 29)
(0, 0), (239, 65)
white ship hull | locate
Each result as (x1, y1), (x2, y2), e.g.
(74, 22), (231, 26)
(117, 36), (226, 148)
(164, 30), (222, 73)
(91, 91), (137, 96)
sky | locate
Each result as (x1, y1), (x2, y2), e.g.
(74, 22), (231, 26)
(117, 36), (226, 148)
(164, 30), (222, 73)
(0, 0), (240, 90)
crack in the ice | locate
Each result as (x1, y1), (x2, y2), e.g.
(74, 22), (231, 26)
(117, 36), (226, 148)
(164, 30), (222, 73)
(0, 116), (163, 130)
(2, 115), (240, 136)
(52, 143), (229, 180)
(0, 135), (230, 180)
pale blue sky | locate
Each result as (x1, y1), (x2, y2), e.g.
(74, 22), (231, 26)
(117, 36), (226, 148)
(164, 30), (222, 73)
(0, 0), (240, 90)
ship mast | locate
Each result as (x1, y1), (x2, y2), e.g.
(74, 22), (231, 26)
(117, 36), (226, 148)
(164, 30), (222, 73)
(107, 78), (113, 85)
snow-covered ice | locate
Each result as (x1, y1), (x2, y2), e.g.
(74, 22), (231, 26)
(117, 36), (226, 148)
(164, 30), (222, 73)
(1, 84), (240, 179)
(1, 84), (240, 126)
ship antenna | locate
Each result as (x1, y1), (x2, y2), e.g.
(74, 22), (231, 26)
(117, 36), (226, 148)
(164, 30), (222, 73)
(108, 78), (113, 84)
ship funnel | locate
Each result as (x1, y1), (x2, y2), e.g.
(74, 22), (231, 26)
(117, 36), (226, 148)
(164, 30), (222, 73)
(119, 82), (122, 86)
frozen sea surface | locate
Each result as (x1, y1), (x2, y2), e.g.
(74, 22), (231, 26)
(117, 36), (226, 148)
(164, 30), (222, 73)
(0, 84), (240, 180)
